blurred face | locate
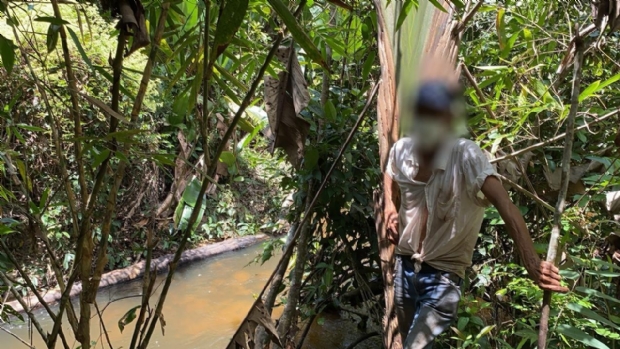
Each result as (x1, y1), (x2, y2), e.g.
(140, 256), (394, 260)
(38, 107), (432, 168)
(411, 106), (453, 153)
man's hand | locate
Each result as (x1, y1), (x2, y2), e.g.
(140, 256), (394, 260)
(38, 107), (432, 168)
(481, 176), (569, 292)
(386, 206), (399, 245)
(538, 261), (569, 293)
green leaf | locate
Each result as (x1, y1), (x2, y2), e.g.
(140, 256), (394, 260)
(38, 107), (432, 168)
(219, 151), (236, 167)
(0, 223), (15, 236)
(46, 24), (60, 53)
(267, 0), (328, 69)
(237, 125), (262, 153)
(66, 27), (92, 66)
(579, 81), (601, 102)
(585, 270), (620, 278)
(457, 316), (469, 331)
(211, 0), (249, 62)
(428, 0), (447, 12)
(15, 124), (45, 132)
(34, 16), (70, 25)
(395, 0), (418, 31)
(0, 34), (16, 74)
(566, 303), (620, 331)
(150, 153), (176, 167)
(598, 72), (620, 90)
(118, 305), (141, 333)
(304, 147), (319, 170)
(182, 177), (202, 207)
(361, 51), (376, 79)
(475, 325), (496, 341)
(170, 90), (190, 125)
(555, 324), (610, 349)
(496, 8), (506, 50)
(449, 0), (465, 9)
(92, 149), (111, 169)
(575, 286), (620, 305)
(324, 100), (337, 121)
(39, 187), (50, 212)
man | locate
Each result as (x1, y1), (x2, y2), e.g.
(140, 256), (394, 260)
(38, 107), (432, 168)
(384, 80), (568, 348)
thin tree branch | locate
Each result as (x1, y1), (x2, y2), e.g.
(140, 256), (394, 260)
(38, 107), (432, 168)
(490, 109), (619, 164)
(461, 62), (550, 220)
(0, 327), (35, 349)
(0, 241), (71, 349)
(0, 272), (47, 342)
(137, 23), (287, 349)
(496, 174), (554, 212)
(9, 21), (80, 340)
(538, 26), (584, 349)
(94, 301), (114, 349)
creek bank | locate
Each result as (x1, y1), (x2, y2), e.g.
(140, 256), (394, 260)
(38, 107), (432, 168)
(5, 234), (268, 314)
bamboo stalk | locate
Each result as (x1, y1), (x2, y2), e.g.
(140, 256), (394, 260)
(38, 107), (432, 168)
(50, 0), (88, 210)
(537, 27), (584, 349)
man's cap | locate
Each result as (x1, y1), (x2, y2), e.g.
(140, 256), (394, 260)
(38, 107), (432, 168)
(413, 80), (461, 114)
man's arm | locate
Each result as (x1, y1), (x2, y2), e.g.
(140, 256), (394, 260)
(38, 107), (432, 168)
(481, 176), (568, 292)
(384, 172), (400, 244)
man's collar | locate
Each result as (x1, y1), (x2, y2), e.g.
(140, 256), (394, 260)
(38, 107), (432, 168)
(410, 136), (456, 171)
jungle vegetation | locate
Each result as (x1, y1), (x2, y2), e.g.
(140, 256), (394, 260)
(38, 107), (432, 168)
(0, 0), (619, 348)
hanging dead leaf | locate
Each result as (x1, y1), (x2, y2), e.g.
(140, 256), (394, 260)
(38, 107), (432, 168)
(264, 46), (311, 168)
(117, 0), (150, 56)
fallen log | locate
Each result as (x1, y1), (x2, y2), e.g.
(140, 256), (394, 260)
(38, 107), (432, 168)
(4, 234), (268, 314)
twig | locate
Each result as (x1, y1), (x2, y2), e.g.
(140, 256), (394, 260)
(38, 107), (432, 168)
(0, 241), (71, 349)
(130, 224), (156, 349)
(490, 109), (619, 164)
(538, 25), (584, 349)
(496, 174), (554, 212)
(454, 0), (484, 33)
(0, 326), (35, 349)
(0, 272), (47, 342)
(94, 302), (114, 349)
(226, 81), (381, 348)
(461, 62), (549, 220)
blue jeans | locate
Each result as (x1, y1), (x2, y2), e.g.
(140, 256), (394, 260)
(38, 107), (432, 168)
(394, 255), (462, 349)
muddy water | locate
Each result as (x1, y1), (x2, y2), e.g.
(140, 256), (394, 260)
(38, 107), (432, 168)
(1, 243), (379, 349)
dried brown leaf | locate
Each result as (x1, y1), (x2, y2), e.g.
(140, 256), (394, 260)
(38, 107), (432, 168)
(264, 46), (310, 168)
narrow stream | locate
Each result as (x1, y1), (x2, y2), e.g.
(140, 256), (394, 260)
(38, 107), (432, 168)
(1, 243), (380, 349)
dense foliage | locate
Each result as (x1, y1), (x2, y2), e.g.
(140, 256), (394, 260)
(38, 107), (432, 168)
(0, 0), (619, 348)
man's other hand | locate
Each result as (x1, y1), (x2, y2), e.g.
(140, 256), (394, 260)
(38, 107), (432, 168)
(386, 207), (399, 245)
(538, 261), (569, 293)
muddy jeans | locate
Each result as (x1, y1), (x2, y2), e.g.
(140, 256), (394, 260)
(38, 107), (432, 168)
(394, 255), (462, 349)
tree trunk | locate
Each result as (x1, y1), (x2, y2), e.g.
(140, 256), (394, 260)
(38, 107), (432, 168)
(373, 1), (465, 347)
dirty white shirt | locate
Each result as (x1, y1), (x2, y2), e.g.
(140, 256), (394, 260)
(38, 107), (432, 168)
(386, 137), (498, 278)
